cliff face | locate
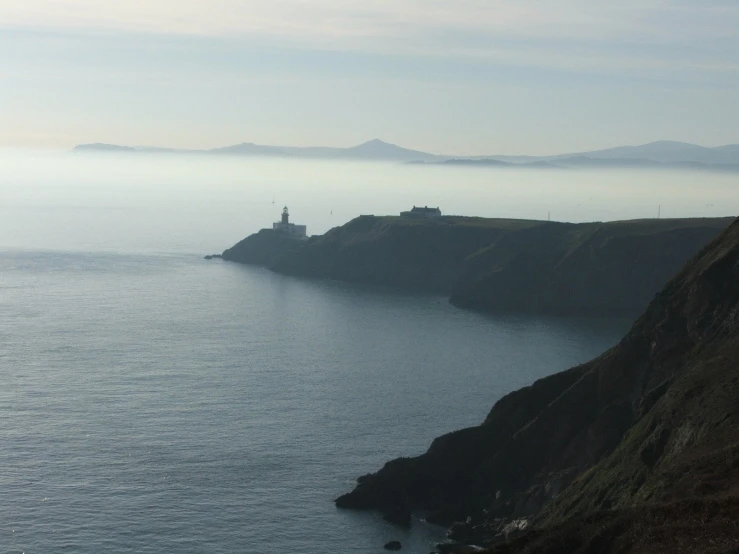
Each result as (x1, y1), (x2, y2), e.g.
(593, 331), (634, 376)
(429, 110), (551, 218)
(222, 216), (732, 317)
(270, 216), (540, 293)
(451, 218), (733, 316)
(335, 218), (739, 552)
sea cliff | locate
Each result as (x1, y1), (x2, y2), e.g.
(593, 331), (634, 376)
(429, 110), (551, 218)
(222, 228), (305, 266)
(221, 215), (732, 318)
(335, 217), (739, 553)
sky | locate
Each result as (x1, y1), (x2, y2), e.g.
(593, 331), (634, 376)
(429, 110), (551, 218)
(1, 0), (738, 155)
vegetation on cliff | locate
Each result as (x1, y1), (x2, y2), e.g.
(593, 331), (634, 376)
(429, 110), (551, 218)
(335, 217), (739, 552)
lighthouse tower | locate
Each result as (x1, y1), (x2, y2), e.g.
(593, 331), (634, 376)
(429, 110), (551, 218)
(273, 205), (307, 238)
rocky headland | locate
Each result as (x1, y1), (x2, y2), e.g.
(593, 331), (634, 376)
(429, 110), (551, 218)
(221, 215), (733, 318)
(222, 228), (306, 267)
(217, 214), (739, 550)
(335, 217), (739, 553)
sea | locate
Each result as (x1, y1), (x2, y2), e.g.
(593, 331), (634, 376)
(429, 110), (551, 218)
(1, 151), (736, 553)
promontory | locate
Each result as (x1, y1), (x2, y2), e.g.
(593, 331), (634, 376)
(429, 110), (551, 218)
(220, 214), (733, 318)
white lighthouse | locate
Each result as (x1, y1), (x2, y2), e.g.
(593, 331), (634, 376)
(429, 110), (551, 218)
(272, 206), (307, 238)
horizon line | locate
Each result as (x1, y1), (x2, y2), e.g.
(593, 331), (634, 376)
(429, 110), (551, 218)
(68, 137), (739, 158)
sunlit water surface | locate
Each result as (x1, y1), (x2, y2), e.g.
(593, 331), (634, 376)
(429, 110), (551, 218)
(1, 151), (724, 552)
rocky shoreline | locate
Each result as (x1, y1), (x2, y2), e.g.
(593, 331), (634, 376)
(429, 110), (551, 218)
(335, 217), (739, 553)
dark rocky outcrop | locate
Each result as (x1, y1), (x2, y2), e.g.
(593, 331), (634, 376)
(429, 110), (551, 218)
(383, 540), (402, 550)
(72, 143), (137, 153)
(336, 217), (739, 552)
(222, 215), (732, 317)
(221, 229), (305, 266)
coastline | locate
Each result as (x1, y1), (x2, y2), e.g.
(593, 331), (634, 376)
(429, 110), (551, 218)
(216, 214), (733, 318)
(336, 217), (739, 552)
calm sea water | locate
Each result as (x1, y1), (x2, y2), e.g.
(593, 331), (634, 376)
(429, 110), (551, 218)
(0, 251), (629, 553)
(2, 151), (702, 553)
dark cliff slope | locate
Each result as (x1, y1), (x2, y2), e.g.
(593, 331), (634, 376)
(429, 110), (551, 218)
(451, 217), (733, 316)
(223, 216), (731, 317)
(271, 215), (541, 292)
(222, 229), (305, 266)
(336, 218), (739, 553)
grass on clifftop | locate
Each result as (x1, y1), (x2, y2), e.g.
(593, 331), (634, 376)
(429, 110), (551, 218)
(352, 215), (733, 232)
(356, 215), (548, 230)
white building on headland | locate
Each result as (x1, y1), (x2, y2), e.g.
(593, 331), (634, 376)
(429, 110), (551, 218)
(273, 206), (307, 238)
(400, 206), (442, 218)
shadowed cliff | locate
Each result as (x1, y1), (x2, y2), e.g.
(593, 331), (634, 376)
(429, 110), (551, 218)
(271, 216), (540, 292)
(335, 217), (739, 552)
(450, 217), (734, 316)
(222, 228), (306, 266)
(223, 215), (732, 317)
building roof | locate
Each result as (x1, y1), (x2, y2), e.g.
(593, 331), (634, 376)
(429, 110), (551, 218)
(410, 206), (441, 213)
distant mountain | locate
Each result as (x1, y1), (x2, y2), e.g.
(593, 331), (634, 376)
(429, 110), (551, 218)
(277, 139), (443, 161)
(72, 139), (739, 168)
(73, 139), (442, 162)
(209, 142), (290, 156)
(549, 140), (739, 165)
(464, 141), (739, 166)
(552, 155), (739, 171)
(415, 155), (739, 172)
(340, 139), (440, 161)
(74, 143), (137, 153)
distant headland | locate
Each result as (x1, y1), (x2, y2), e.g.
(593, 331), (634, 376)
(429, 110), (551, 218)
(73, 139), (739, 171)
(214, 209), (733, 318)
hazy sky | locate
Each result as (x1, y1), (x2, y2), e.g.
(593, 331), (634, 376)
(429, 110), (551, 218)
(1, 0), (737, 154)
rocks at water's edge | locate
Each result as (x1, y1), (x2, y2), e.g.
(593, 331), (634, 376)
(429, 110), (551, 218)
(203, 254), (222, 260)
(435, 543), (487, 553)
(383, 540), (402, 550)
(336, 217), (739, 552)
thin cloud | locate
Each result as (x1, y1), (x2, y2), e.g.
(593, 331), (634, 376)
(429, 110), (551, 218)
(1, 1), (737, 91)
(2, 1), (737, 43)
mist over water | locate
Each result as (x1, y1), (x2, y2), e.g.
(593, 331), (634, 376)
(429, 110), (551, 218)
(0, 150), (736, 254)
